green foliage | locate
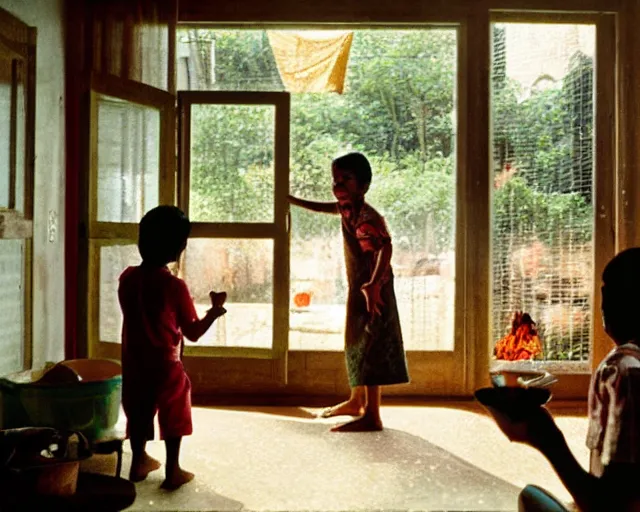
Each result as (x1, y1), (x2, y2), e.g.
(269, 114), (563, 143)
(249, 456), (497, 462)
(344, 31), (457, 162)
(492, 51), (593, 200)
(185, 29), (593, 246)
(492, 177), (592, 245)
(367, 154), (455, 253)
(181, 28), (597, 359)
(190, 104), (274, 222)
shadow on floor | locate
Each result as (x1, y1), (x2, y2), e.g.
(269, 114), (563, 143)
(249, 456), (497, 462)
(272, 418), (522, 511)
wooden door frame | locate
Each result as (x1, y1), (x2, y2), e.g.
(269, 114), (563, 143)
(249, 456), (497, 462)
(480, 12), (617, 399)
(174, 14), (616, 400)
(174, 22), (474, 398)
(176, 91), (291, 391)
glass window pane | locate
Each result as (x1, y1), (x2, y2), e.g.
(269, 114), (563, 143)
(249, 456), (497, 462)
(96, 95), (160, 223)
(181, 238), (273, 349)
(189, 104), (275, 223)
(0, 240), (24, 375)
(138, 24), (169, 91)
(99, 244), (141, 343)
(289, 210), (345, 350)
(491, 23), (595, 365)
(176, 30), (283, 92)
(0, 55), (10, 209)
(14, 60), (25, 214)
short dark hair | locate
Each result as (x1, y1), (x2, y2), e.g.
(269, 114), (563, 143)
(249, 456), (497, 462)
(138, 205), (191, 266)
(603, 248), (640, 291)
(333, 152), (372, 190)
(602, 248), (640, 343)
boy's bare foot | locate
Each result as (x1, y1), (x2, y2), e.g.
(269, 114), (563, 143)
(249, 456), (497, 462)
(330, 415), (383, 432)
(129, 453), (162, 482)
(161, 469), (195, 491)
(317, 400), (365, 418)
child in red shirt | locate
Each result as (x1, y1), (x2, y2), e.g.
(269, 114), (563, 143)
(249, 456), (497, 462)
(119, 205), (226, 490)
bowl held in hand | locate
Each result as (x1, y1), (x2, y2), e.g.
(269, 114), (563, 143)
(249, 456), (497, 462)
(474, 386), (551, 422)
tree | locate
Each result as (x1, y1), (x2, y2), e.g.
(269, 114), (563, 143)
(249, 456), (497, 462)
(344, 30), (456, 163)
(189, 104), (274, 222)
(183, 29), (460, 244)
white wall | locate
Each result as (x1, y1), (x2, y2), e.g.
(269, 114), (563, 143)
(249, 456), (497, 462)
(0, 0), (66, 367)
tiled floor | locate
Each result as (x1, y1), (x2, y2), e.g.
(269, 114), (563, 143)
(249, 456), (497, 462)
(86, 403), (588, 512)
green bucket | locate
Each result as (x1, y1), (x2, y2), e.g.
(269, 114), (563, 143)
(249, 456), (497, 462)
(0, 361), (122, 443)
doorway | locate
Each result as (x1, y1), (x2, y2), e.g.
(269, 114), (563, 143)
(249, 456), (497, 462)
(174, 27), (466, 395)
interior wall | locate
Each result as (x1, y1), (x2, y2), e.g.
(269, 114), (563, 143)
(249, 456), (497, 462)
(0, 0), (66, 367)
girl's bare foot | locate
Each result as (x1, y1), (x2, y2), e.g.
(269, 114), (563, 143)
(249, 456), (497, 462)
(129, 453), (162, 482)
(161, 469), (195, 491)
(317, 400), (365, 418)
(330, 414), (383, 432)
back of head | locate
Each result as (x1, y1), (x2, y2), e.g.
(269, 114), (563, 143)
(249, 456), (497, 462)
(333, 152), (372, 191)
(602, 248), (640, 344)
(138, 205), (191, 266)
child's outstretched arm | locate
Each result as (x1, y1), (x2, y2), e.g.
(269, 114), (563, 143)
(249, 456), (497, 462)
(181, 306), (226, 342)
(288, 194), (339, 214)
(175, 283), (227, 342)
(493, 406), (640, 511)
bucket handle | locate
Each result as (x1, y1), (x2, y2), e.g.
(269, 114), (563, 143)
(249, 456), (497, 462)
(3, 428), (91, 470)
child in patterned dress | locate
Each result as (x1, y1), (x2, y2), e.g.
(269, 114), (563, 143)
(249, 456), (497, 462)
(289, 152), (409, 432)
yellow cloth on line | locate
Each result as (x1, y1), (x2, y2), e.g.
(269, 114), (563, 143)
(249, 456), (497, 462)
(267, 31), (354, 94)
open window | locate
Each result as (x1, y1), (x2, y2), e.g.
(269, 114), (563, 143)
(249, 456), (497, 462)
(174, 27), (468, 395)
(488, 13), (616, 388)
(87, 74), (175, 360)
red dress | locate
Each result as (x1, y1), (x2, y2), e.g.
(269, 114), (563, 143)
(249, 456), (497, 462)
(118, 264), (197, 440)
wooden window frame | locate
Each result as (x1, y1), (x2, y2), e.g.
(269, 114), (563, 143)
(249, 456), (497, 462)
(86, 73), (175, 360)
(177, 90), (291, 361)
(174, 22), (477, 397)
(0, 8), (36, 371)
(483, 12), (617, 398)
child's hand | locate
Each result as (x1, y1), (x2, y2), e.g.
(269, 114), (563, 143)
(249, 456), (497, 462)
(211, 306), (227, 318)
(208, 306), (227, 320)
(491, 406), (563, 451)
(209, 291), (227, 308)
(361, 281), (383, 321)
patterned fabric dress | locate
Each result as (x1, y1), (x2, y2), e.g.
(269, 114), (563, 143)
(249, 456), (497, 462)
(586, 342), (640, 475)
(339, 202), (410, 387)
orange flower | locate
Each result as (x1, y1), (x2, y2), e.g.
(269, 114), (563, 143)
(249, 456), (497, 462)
(494, 311), (543, 361)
